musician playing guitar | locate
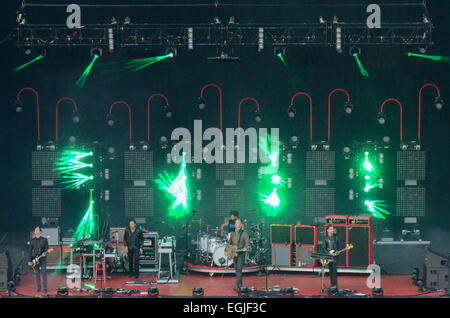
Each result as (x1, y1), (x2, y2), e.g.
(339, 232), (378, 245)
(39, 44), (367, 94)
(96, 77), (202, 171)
(28, 226), (49, 293)
(322, 225), (351, 290)
(225, 219), (251, 292)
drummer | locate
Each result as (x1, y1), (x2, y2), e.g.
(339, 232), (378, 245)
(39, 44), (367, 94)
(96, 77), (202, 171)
(220, 210), (239, 238)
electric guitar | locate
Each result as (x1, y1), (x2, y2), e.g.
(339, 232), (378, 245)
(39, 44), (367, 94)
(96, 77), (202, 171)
(31, 248), (54, 272)
(224, 245), (246, 259)
(320, 244), (353, 266)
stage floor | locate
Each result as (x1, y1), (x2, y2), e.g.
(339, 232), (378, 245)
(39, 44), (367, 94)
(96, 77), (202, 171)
(6, 272), (446, 297)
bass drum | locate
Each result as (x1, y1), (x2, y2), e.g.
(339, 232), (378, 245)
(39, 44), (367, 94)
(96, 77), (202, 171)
(212, 245), (233, 267)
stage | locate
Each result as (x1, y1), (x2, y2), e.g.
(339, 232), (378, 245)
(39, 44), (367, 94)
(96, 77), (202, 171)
(4, 272), (446, 297)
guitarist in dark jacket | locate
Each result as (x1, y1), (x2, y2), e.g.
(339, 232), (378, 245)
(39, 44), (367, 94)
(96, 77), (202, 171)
(322, 226), (342, 289)
(28, 226), (49, 293)
(123, 219), (144, 280)
(226, 219), (251, 291)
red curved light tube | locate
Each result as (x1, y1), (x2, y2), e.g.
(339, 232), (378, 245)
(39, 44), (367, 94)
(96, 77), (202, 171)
(237, 97), (260, 140)
(418, 83), (441, 142)
(55, 97), (79, 142)
(17, 87), (41, 141)
(147, 93), (170, 142)
(200, 83), (223, 134)
(109, 100), (133, 142)
(290, 92), (313, 141)
(328, 88), (351, 142)
(380, 98), (403, 141)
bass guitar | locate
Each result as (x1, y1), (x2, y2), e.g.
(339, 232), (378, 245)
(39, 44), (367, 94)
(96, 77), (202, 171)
(224, 245), (246, 259)
(320, 244), (353, 266)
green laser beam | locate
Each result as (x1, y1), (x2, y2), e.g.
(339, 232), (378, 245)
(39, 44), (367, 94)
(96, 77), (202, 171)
(76, 54), (99, 88)
(353, 53), (369, 77)
(364, 200), (390, 219)
(155, 154), (191, 219)
(407, 52), (450, 63)
(61, 173), (93, 189)
(74, 189), (96, 242)
(13, 55), (44, 72)
(277, 53), (287, 66)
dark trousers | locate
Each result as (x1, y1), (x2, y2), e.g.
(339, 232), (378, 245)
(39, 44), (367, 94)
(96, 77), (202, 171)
(329, 261), (338, 288)
(34, 258), (47, 291)
(234, 253), (246, 289)
(128, 248), (140, 278)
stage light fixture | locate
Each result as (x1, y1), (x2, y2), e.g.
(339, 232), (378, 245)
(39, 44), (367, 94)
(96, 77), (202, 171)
(333, 16), (339, 24)
(164, 105), (173, 118)
(148, 287), (159, 297)
(344, 101), (353, 114)
(254, 110), (262, 123)
(319, 16), (325, 24)
(213, 17), (221, 25)
(197, 97), (206, 110)
(349, 46), (361, 56)
(159, 136), (169, 149)
(287, 104), (296, 118)
(228, 16), (236, 25)
(193, 287), (204, 297)
(68, 136), (77, 143)
(377, 112), (387, 125)
(187, 27), (194, 50)
(342, 146), (351, 159)
(129, 144), (136, 151)
(372, 288), (384, 297)
(434, 96), (444, 109)
(110, 17), (117, 25)
(90, 47), (102, 57)
(102, 286), (114, 296)
(281, 287), (294, 295)
(289, 135), (299, 149)
(108, 28), (114, 53)
(14, 99), (24, 113)
(106, 113), (115, 126)
(124, 16), (131, 25)
(422, 14), (430, 24)
(258, 27), (264, 52)
(57, 286), (68, 296)
(336, 27), (342, 54)
(72, 110), (81, 123)
(166, 47), (177, 57)
(237, 286), (252, 297)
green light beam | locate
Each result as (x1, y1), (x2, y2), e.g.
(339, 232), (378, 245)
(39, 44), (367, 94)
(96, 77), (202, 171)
(61, 173), (94, 189)
(271, 174), (286, 187)
(353, 53), (370, 77)
(76, 54), (99, 88)
(155, 154), (191, 219)
(13, 55), (44, 72)
(125, 53), (173, 72)
(74, 189), (96, 242)
(277, 53), (287, 66)
(407, 52), (450, 63)
(364, 200), (390, 219)
(363, 152), (374, 172)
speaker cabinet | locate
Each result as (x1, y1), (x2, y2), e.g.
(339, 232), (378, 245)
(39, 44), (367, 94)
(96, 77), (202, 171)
(347, 226), (373, 268)
(0, 268), (7, 289)
(47, 246), (62, 266)
(424, 266), (449, 289)
(270, 225), (293, 244)
(295, 225), (318, 267)
(271, 245), (291, 266)
(296, 246), (316, 267)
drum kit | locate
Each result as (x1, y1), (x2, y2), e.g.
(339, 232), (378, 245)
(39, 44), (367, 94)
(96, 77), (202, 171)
(191, 219), (267, 267)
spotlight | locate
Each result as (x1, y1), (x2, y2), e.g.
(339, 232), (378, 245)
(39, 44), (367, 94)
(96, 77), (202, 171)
(148, 287), (159, 297)
(124, 16), (131, 25)
(333, 16), (339, 24)
(344, 101), (353, 114)
(159, 136), (169, 149)
(349, 46), (361, 57)
(319, 16), (325, 24)
(106, 113), (115, 126)
(198, 97), (206, 110)
(14, 99), (24, 113)
(419, 47), (427, 54)
(164, 105), (173, 118)
(228, 16), (236, 25)
(166, 47), (177, 57)
(72, 110), (81, 123)
(129, 144), (136, 151)
(68, 136), (77, 143)
(237, 286), (252, 297)
(187, 27), (194, 50)
(382, 136), (391, 143)
(434, 96), (444, 109)
(110, 17), (118, 25)
(57, 286), (69, 296)
(90, 47), (102, 57)
(24, 48), (32, 55)
(422, 14), (430, 24)
(107, 146), (115, 154)
(254, 110), (262, 123)
(377, 112), (387, 125)
(213, 17), (221, 25)
(108, 28), (114, 53)
(372, 288), (384, 297)
(287, 104), (296, 118)
(192, 287), (204, 297)
(289, 136), (299, 149)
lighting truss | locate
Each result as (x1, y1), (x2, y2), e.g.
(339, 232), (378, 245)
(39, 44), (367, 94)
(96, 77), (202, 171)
(15, 22), (432, 49)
